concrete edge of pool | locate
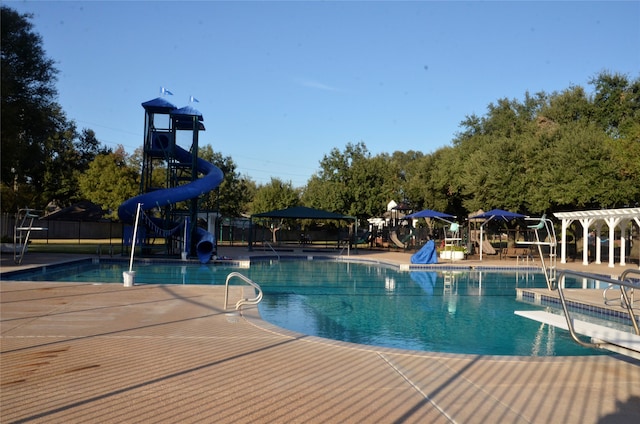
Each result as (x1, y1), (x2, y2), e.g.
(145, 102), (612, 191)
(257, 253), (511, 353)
(1, 250), (640, 423)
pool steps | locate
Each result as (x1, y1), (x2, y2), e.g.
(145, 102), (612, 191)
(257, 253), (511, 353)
(515, 310), (640, 360)
(516, 268), (640, 360)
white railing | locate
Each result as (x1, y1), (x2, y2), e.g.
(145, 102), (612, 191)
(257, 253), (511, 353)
(224, 272), (264, 310)
(262, 241), (280, 260)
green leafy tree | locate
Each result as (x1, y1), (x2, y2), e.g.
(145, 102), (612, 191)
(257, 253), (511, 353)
(303, 142), (391, 219)
(41, 116), (82, 205)
(78, 147), (139, 219)
(76, 129), (111, 171)
(251, 177), (299, 214)
(1, 6), (80, 211)
(590, 72), (640, 140)
(199, 145), (255, 217)
(251, 177), (299, 242)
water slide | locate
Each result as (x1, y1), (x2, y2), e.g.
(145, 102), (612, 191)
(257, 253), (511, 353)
(411, 240), (438, 264)
(118, 142), (223, 263)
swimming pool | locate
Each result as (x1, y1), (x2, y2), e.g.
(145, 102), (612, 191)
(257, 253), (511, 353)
(3, 258), (603, 356)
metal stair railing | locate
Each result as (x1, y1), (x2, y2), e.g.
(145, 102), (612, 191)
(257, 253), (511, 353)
(604, 269), (638, 308)
(224, 272), (264, 310)
(556, 269), (640, 351)
(525, 215), (557, 290)
(262, 241), (280, 260)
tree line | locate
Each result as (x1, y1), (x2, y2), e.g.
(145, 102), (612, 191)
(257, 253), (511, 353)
(2, 6), (639, 227)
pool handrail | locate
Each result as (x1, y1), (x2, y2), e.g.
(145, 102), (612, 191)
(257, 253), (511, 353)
(224, 272), (264, 310)
(556, 269), (640, 350)
(262, 241), (280, 260)
(604, 269), (638, 308)
(523, 215), (557, 290)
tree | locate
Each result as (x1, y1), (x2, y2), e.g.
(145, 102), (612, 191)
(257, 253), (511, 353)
(251, 177), (300, 243)
(198, 145), (255, 217)
(251, 177), (299, 214)
(78, 147), (139, 219)
(303, 142), (392, 219)
(76, 129), (111, 171)
(1, 6), (73, 210)
(589, 72), (640, 140)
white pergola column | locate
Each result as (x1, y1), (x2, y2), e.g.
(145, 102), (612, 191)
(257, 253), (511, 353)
(605, 217), (621, 268)
(619, 219), (628, 266)
(579, 218), (595, 266)
(595, 222), (603, 264)
(559, 218), (571, 264)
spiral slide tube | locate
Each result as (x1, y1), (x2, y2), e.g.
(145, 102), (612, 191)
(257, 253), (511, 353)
(118, 144), (223, 263)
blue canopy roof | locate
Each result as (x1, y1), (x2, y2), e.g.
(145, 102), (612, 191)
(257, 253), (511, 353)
(141, 97), (177, 113)
(473, 209), (526, 221)
(171, 105), (203, 120)
(404, 209), (454, 220)
(171, 105), (205, 130)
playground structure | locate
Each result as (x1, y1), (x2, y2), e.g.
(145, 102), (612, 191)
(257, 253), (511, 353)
(117, 97), (223, 263)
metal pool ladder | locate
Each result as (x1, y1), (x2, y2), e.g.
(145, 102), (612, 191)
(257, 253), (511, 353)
(224, 272), (264, 310)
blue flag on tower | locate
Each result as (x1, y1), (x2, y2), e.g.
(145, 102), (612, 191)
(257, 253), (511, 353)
(160, 87), (173, 96)
(189, 96), (199, 103)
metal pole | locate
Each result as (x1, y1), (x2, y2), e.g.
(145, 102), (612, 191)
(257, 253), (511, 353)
(129, 203), (142, 273)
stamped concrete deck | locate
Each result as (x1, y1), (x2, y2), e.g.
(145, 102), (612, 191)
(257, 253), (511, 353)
(1, 248), (639, 423)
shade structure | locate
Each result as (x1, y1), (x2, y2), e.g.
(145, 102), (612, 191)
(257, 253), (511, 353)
(44, 200), (105, 222)
(404, 209), (454, 221)
(474, 209), (527, 260)
(252, 206), (353, 220)
(473, 209), (527, 221)
(250, 206), (356, 250)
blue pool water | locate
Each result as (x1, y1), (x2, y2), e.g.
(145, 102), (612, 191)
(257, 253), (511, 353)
(4, 258), (603, 356)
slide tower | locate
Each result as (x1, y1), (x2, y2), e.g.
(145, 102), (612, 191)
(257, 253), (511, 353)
(118, 97), (223, 262)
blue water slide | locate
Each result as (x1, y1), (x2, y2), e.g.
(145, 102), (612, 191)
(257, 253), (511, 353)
(118, 143), (223, 263)
(411, 240), (438, 264)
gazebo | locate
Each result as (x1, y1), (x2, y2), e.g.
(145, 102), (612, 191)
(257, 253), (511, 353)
(553, 208), (640, 267)
(249, 206), (356, 250)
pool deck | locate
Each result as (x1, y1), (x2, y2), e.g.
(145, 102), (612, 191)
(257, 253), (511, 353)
(1, 248), (639, 423)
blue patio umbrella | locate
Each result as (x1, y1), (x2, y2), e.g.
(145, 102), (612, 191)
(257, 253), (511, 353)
(404, 209), (454, 221)
(472, 209), (527, 260)
(405, 209), (456, 249)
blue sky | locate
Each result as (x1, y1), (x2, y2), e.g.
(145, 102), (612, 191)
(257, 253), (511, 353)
(7, 1), (640, 187)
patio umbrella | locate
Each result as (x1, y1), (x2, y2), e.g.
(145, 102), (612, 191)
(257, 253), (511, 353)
(405, 209), (455, 245)
(473, 209), (527, 260)
(404, 209), (454, 221)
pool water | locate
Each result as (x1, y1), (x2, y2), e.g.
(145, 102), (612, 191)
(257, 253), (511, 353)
(5, 259), (603, 356)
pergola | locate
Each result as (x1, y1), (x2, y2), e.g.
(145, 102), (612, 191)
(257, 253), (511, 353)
(553, 207), (640, 268)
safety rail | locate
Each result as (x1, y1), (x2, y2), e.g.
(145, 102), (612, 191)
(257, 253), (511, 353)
(338, 239), (350, 256)
(523, 215), (557, 290)
(604, 269), (638, 308)
(262, 241), (280, 260)
(556, 269), (640, 351)
(224, 272), (264, 310)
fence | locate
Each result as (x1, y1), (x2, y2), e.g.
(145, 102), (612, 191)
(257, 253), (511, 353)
(1, 213), (117, 242)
